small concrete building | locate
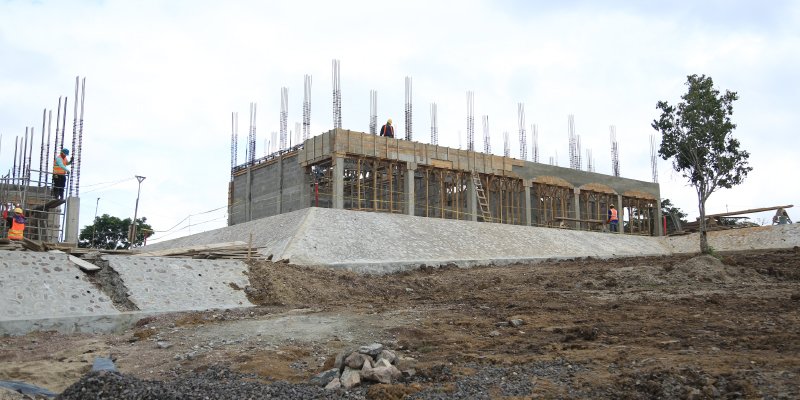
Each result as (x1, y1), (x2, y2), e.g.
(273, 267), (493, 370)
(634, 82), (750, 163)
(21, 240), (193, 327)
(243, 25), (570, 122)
(229, 129), (662, 235)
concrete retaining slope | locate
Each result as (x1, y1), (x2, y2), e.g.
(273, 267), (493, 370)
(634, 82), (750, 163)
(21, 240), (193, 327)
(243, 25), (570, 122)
(0, 251), (120, 335)
(104, 256), (252, 313)
(666, 223), (800, 253)
(282, 208), (672, 273)
(145, 207), (674, 274)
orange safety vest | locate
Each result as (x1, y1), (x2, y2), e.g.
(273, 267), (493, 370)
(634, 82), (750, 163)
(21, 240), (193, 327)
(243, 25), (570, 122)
(53, 154), (69, 175)
(8, 218), (24, 240)
(609, 208), (618, 221)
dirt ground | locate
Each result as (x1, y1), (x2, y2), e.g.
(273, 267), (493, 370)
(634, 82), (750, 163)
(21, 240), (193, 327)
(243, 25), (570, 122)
(1, 248), (799, 398)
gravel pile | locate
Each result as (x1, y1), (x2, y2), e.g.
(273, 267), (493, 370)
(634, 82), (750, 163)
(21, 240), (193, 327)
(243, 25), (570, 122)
(56, 360), (586, 399)
(56, 366), (368, 400)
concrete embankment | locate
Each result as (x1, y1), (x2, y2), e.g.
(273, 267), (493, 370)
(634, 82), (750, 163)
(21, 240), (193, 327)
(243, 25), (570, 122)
(3, 207), (798, 335)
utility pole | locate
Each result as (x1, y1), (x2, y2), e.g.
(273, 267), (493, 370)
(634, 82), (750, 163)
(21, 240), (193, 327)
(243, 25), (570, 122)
(128, 175), (146, 247)
(91, 197), (100, 248)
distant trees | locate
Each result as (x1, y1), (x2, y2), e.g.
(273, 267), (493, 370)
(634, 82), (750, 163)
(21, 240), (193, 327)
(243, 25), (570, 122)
(661, 198), (688, 234)
(653, 74), (752, 253)
(79, 214), (153, 249)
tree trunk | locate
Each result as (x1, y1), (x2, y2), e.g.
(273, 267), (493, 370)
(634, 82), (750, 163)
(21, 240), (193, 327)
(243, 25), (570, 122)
(698, 194), (710, 254)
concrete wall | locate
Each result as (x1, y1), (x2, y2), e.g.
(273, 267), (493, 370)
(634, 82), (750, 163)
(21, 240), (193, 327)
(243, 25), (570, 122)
(230, 152), (310, 225)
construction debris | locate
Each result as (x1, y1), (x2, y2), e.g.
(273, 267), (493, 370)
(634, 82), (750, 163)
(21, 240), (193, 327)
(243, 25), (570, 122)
(134, 241), (266, 260)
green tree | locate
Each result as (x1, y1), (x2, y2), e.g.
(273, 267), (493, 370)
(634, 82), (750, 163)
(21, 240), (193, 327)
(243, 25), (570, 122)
(79, 214), (153, 250)
(661, 198), (688, 234)
(652, 74), (752, 253)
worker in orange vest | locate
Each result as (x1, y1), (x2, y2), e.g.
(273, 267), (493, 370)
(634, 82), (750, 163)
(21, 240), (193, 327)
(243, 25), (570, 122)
(53, 148), (72, 199)
(607, 204), (619, 232)
(379, 119), (395, 138)
(8, 207), (25, 240)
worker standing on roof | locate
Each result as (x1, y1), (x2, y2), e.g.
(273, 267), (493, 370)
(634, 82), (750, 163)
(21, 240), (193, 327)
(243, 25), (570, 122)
(52, 148), (72, 200)
(8, 207), (25, 241)
(607, 204), (619, 232)
(380, 118), (395, 138)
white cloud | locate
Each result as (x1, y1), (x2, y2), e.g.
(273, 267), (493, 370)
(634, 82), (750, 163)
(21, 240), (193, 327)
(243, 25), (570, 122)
(1, 0), (798, 240)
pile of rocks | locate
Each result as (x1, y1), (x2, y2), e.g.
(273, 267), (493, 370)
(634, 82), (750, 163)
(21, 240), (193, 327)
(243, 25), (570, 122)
(309, 343), (408, 389)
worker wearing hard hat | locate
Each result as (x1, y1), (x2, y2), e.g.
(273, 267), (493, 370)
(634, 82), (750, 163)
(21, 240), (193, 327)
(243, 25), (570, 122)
(379, 118), (395, 138)
(8, 207), (25, 240)
(52, 148), (73, 200)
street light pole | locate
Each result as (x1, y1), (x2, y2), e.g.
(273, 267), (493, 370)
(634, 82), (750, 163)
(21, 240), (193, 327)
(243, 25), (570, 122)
(128, 175), (146, 247)
(91, 197), (100, 248)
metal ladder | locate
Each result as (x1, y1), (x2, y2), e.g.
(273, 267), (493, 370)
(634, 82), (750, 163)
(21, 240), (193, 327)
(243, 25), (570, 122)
(471, 171), (492, 222)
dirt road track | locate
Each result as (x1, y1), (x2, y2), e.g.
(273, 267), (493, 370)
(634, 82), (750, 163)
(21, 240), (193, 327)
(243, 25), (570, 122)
(1, 248), (799, 398)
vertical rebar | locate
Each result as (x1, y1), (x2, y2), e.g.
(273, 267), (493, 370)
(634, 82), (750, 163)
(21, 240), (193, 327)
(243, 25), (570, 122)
(59, 97), (67, 150)
(54, 97), (62, 157)
(518, 103), (527, 160)
(610, 125), (620, 177)
(650, 134), (658, 183)
(466, 91), (474, 151)
(369, 90), (377, 135)
(39, 109), (46, 184)
(45, 110), (52, 184)
(12, 137), (18, 182)
(27, 127), (34, 179)
(294, 122), (301, 147)
(430, 103), (438, 145)
(531, 124), (539, 163)
(503, 130), (510, 158)
(279, 87), (288, 150)
(303, 74), (312, 141)
(69, 76), (79, 197)
(482, 115), (491, 154)
(22, 128), (29, 179)
(230, 112), (237, 173)
(405, 76), (412, 141)
(76, 77), (86, 196)
(332, 59), (341, 129)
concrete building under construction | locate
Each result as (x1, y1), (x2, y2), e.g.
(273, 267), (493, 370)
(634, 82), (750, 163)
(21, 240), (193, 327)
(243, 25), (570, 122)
(229, 129), (663, 236)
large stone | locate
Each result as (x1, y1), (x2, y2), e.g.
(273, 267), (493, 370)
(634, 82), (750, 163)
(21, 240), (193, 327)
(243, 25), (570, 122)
(324, 377), (341, 390)
(359, 343), (384, 356)
(377, 349), (397, 365)
(345, 352), (372, 369)
(309, 368), (339, 387)
(340, 367), (361, 389)
(362, 365), (402, 384)
(375, 358), (392, 368)
(334, 347), (356, 371)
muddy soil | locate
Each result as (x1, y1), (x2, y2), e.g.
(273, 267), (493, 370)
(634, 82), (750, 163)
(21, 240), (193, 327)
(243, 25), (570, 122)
(1, 248), (799, 398)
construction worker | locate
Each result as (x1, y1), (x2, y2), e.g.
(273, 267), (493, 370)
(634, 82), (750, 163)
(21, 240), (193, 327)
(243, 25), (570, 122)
(773, 208), (792, 225)
(53, 148), (72, 200)
(379, 118), (395, 138)
(8, 207), (25, 240)
(607, 204), (619, 232)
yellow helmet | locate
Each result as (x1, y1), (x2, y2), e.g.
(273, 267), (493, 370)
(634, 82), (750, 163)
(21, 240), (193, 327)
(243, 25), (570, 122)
(14, 207), (22, 215)
(387, 118), (392, 125)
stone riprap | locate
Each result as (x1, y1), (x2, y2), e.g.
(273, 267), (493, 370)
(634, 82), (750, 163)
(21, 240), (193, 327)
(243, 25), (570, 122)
(103, 256), (252, 313)
(666, 223), (800, 253)
(0, 251), (118, 320)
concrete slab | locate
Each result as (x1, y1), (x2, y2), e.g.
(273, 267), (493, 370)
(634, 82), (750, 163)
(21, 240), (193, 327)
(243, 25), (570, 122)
(103, 256), (253, 313)
(0, 251), (118, 321)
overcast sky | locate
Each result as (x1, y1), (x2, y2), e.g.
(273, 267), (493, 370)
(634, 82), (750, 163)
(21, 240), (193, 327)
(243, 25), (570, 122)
(1, 0), (798, 242)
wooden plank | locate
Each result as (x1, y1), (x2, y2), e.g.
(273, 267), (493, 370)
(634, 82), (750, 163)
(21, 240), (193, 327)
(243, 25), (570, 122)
(134, 241), (249, 257)
(702, 205), (793, 219)
(69, 255), (101, 271)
